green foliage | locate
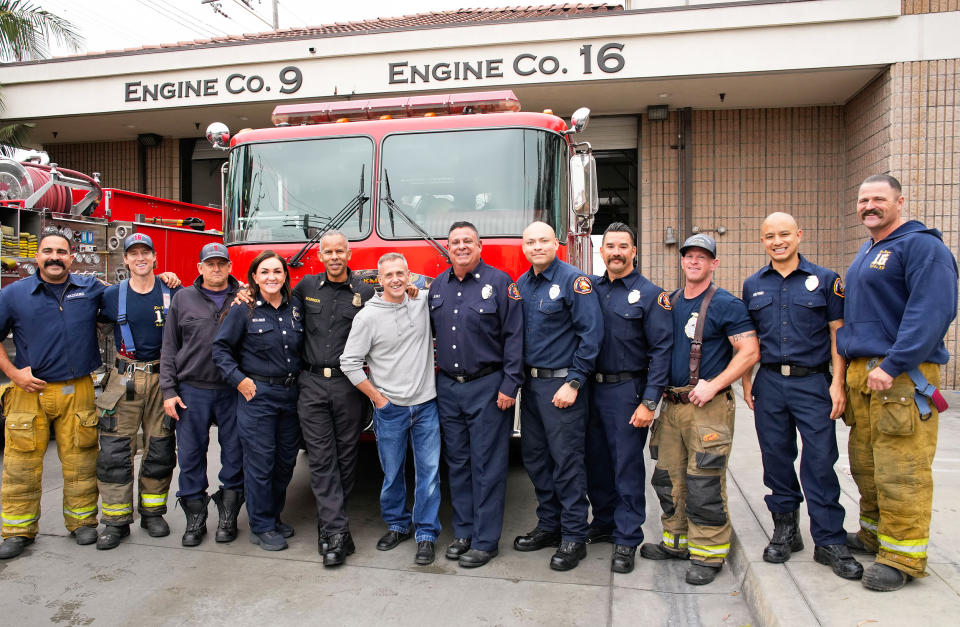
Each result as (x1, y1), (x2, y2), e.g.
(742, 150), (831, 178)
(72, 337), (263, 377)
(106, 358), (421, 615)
(0, 0), (83, 62)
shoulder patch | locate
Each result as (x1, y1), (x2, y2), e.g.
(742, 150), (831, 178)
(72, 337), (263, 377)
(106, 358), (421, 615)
(507, 282), (522, 301)
(657, 291), (672, 311)
(573, 275), (593, 295)
(833, 277), (844, 298)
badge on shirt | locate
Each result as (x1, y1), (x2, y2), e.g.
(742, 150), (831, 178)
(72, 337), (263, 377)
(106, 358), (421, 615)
(684, 312), (698, 339)
(573, 276), (593, 295)
(657, 291), (672, 311)
(507, 283), (521, 300)
(805, 275), (819, 292)
(481, 284), (493, 300)
(833, 278), (844, 298)
(292, 306), (302, 322)
(352, 292), (362, 307)
(549, 284), (561, 300)
(628, 289), (641, 304)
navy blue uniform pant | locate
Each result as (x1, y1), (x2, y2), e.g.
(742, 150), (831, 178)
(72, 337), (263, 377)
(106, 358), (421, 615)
(520, 377), (589, 543)
(174, 383), (242, 500)
(586, 378), (649, 546)
(753, 367), (845, 546)
(437, 371), (512, 552)
(236, 382), (301, 534)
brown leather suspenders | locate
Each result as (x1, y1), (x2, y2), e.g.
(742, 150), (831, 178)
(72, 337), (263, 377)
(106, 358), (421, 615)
(670, 283), (718, 386)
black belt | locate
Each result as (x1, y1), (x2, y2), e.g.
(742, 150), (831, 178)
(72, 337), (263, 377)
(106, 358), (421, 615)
(594, 371), (645, 384)
(115, 358), (160, 374)
(304, 364), (345, 378)
(663, 386), (731, 405)
(527, 367), (568, 379)
(441, 364), (501, 384)
(248, 373), (297, 387)
(761, 363), (830, 377)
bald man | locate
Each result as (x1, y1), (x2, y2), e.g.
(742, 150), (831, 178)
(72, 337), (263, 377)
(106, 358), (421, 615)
(513, 221), (602, 571)
(741, 213), (862, 580)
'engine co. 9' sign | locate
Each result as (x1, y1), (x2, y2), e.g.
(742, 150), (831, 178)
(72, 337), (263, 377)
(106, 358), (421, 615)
(124, 66), (303, 102)
(388, 43), (625, 84)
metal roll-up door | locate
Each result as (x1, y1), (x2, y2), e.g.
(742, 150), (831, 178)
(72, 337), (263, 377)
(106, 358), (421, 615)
(575, 115), (638, 150)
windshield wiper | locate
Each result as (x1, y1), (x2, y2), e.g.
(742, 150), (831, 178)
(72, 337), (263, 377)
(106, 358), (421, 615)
(382, 170), (451, 264)
(288, 165), (369, 268)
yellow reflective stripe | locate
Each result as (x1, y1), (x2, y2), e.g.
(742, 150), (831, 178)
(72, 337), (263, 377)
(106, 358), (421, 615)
(2, 513), (39, 526)
(688, 542), (731, 557)
(63, 505), (97, 518)
(878, 534), (928, 557)
(102, 503), (133, 515)
(140, 493), (168, 506)
(860, 516), (878, 533)
(663, 531), (688, 547)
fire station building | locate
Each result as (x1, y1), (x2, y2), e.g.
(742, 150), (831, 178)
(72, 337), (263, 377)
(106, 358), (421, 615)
(2, 0), (959, 384)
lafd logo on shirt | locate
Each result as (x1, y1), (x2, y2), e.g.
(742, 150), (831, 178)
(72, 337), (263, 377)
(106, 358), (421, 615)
(507, 283), (521, 300)
(684, 312), (698, 339)
(870, 250), (892, 270)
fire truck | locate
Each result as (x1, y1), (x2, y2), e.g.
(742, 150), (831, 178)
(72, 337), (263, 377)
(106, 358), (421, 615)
(0, 156), (223, 287)
(204, 90), (599, 286)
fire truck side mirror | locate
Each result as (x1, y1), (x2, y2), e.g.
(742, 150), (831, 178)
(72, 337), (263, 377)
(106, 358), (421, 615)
(206, 122), (231, 150)
(569, 107), (591, 134)
(570, 151), (599, 220)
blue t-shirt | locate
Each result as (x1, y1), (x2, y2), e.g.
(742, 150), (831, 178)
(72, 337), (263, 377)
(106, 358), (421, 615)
(101, 279), (180, 361)
(669, 286), (753, 387)
(199, 285), (230, 310)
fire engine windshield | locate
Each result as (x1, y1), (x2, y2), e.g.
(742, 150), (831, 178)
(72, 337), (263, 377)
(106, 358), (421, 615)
(224, 136), (374, 243)
(378, 128), (568, 239)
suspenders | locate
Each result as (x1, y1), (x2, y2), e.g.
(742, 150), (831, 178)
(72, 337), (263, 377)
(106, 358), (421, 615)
(671, 283), (718, 386)
(117, 277), (170, 358)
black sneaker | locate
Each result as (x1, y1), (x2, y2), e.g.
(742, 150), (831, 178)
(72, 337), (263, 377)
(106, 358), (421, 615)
(415, 540), (436, 565)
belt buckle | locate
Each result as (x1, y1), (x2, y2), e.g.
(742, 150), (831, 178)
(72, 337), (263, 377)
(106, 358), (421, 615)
(323, 367), (332, 378)
(284, 375), (295, 386)
(780, 364), (790, 377)
(530, 367), (539, 378)
(595, 373), (603, 383)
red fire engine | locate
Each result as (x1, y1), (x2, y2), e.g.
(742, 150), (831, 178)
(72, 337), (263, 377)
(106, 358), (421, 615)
(204, 90), (599, 286)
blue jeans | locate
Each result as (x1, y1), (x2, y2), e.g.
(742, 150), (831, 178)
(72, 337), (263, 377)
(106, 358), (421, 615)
(373, 399), (442, 542)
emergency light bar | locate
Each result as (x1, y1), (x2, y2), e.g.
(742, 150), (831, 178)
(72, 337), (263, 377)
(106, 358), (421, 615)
(271, 90), (521, 126)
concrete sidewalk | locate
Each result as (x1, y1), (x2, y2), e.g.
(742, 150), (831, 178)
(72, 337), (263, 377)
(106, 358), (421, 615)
(727, 385), (960, 626)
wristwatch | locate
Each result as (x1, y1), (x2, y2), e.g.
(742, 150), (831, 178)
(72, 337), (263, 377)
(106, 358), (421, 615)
(641, 398), (659, 411)
(568, 379), (582, 391)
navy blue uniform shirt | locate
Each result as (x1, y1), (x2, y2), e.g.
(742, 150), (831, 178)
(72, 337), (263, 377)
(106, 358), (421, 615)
(595, 268), (673, 401)
(742, 254), (844, 368)
(100, 278), (180, 361)
(0, 273), (106, 382)
(838, 220), (958, 378)
(669, 286), (753, 387)
(517, 256), (602, 385)
(212, 296), (304, 387)
(429, 259), (525, 398)
(292, 270), (375, 368)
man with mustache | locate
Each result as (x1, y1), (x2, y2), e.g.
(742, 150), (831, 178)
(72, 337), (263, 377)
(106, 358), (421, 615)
(741, 212), (862, 580)
(0, 232), (106, 558)
(838, 174), (958, 591)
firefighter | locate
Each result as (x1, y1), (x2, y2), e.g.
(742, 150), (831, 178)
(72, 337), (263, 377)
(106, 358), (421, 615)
(514, 221), (603, 572)
(292, 231), (374, 567)
(0, 232), (104, 558)
(429, 221), (524, 568)
(95, 233), (182, 550)
(741, 212), (862, 580)
(160, 243), (244, 547)
(838, 174), (958, 591)
(212, 251), (303, 552)
(586, 222), (672, 574)
(640, 234), (759, 585)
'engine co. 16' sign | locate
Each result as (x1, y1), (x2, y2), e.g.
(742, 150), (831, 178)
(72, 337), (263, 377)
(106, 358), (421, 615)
(388, 43), (625, 84)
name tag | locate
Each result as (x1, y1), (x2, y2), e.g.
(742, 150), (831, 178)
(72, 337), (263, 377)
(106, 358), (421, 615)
(65, 291), (86, 299)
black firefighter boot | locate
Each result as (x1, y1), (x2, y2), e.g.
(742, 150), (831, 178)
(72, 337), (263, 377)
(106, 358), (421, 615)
(179, 496), (210, 547)
(211, 488), (244, 543)
(763, 510), (803, 563)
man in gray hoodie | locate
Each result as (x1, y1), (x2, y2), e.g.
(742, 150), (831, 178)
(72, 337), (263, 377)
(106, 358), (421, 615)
(340, 252), (441, 565)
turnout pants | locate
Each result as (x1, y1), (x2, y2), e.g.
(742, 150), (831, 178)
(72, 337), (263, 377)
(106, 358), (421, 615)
(845, 358), (940, 578)
(650, 386), (735, 565)
(174, 384), (242, 499)
(2, 376), (99, 538)
(297, 372), (366, 536)
(586, 378), (649, 547)
(752, 367), (845, 546)
(437, 371), (512, 552)
(520, 377), (589, 543)
(97, 366), (175, 524)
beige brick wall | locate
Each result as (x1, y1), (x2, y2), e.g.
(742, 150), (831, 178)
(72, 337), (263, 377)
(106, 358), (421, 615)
(902, 0), (960, 13)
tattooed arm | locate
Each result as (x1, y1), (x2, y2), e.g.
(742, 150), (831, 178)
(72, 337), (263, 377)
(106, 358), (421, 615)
(688, 330), (760, 408)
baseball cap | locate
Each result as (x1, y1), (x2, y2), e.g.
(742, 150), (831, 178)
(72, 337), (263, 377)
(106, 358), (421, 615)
(200, 242), (229, 262)
(123, 233), (154, 252)
(679, 233), (717, 258)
